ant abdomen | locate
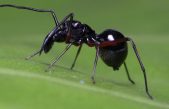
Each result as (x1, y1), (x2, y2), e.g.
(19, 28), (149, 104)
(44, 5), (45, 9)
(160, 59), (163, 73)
(97, 29), (128, 70)
(99, 44), (128, 70)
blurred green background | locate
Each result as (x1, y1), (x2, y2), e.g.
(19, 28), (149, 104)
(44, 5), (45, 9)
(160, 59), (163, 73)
(0, 0), (169, 109)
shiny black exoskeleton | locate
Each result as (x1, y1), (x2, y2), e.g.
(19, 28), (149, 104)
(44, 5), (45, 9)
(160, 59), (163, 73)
(41, 20), (96, 53)
(0, 4), (153, 99)
(97, 29), (128, 70)
(42, 21), (128, 71)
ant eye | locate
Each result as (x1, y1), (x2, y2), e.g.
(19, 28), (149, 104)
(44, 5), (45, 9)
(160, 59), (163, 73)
(107, 34), (115, 41)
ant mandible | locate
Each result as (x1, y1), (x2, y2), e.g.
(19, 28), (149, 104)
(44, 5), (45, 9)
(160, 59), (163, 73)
(0, 4), (153, 99)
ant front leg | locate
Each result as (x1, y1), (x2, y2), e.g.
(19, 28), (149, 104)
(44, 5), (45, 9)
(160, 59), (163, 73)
(127, 37), (153, 99)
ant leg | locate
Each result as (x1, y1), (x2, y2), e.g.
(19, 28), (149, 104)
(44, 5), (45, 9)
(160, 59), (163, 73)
(0, 4), (60, 27)
(57, 13), (75, 68)
(46, 43), (72, 72)
(124, 62), (135, 84)
(91, 47), (99, 84)
(127, 37), (153, 99)
(70, 45), (83, 70)
(57, 13), (74, 27)
(53, 13), (74, 31)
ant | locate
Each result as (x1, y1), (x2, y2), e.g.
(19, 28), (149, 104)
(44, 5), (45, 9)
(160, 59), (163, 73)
(0, 4), (153, 99)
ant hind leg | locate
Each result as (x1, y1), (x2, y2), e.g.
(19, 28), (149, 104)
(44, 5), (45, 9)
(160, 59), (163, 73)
(127, 37), (153, 99)
(124, 62), (135, 84)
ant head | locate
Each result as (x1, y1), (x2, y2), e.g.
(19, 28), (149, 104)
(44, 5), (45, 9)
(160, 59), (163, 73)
(97, 29), (125, 42)
(42, 35), (54, 54)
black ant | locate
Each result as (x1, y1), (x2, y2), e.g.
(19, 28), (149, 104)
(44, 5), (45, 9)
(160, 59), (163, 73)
(0, 4), (153, 99)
